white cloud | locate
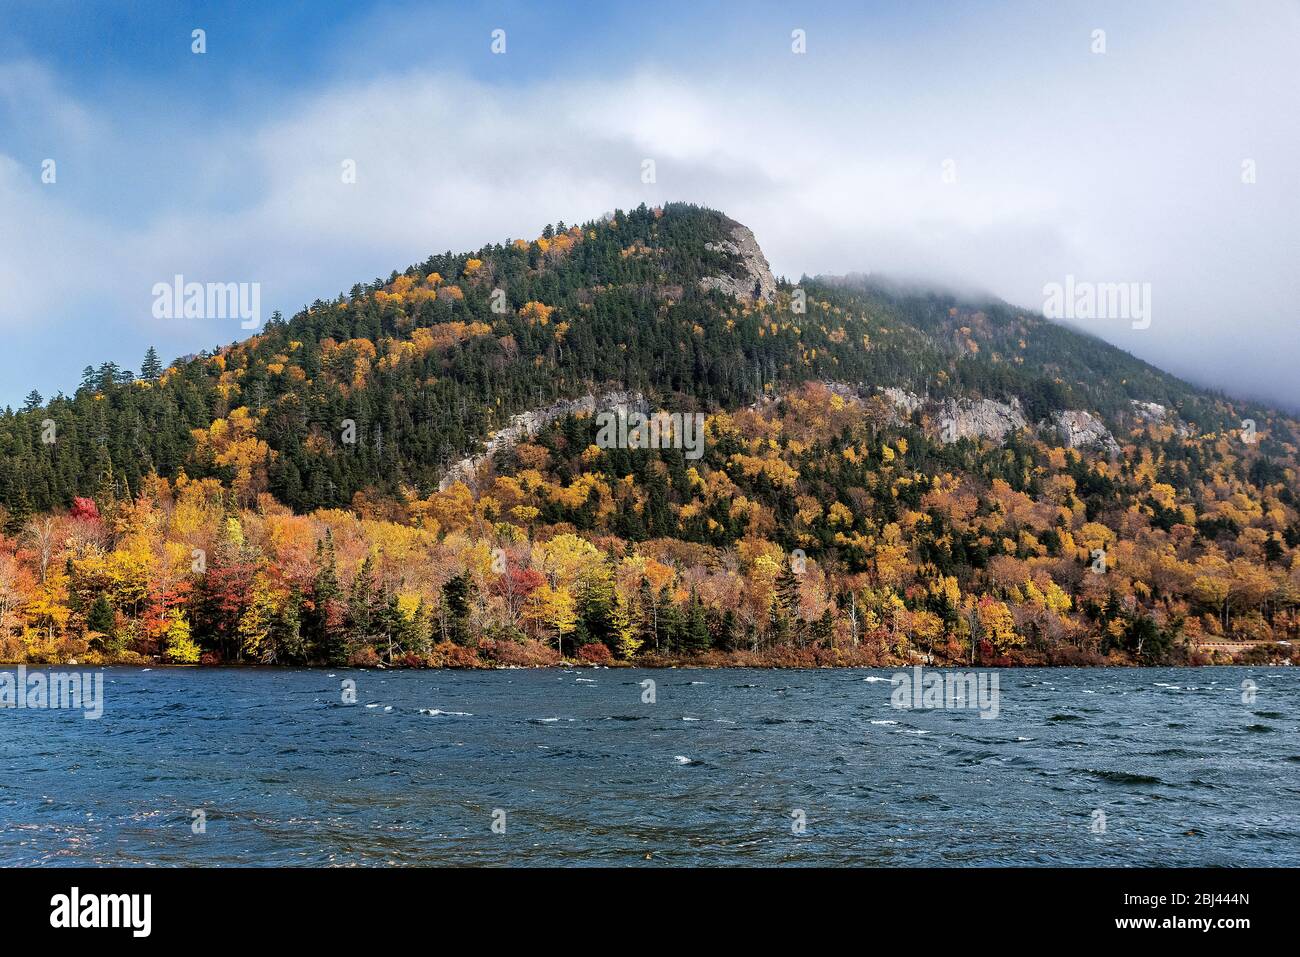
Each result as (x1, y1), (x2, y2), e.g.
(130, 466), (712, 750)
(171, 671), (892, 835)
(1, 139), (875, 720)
(1, 2), (1297, 407)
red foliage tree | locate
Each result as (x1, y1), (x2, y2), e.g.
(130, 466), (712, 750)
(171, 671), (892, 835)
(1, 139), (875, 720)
(70, 497), (100, 521)
(578, 642), (613, 664)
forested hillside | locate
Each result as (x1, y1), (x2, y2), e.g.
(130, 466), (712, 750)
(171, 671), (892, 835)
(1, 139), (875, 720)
(1, 203), (1297, 668)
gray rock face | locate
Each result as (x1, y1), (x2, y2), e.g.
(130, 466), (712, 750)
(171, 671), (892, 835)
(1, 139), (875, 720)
(1129, 399), (1193, 437)
(875, 387), (1027, 442)
(877, 386), (924, 425)
(1050, 409), (1120, 455)
(783, 382), (1133, 457)
(439, 389), (647, 491)
(876, 386), (1123, 451)
(699, 225), (777, 303)
(1129, 399), (1169, 423)
(937, 397), (1028, 444)
(878, 386), (923, 414)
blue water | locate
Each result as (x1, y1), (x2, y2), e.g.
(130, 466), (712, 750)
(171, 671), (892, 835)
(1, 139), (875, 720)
(1, 666), (1296, 866)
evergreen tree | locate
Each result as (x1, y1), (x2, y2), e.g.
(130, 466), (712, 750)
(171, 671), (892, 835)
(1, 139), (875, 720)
(683, 589), (711, 654)
(440, 571), (474, 645)
(86, 593), (116, 640)
(636, 578), (660, 653)
(347, 554), (379, 650)
(718, 609), (740, 652)
(811, 609), (833, 648)
(660, 598), (685, 655)
(269, 587), (305, 664)
(140, 346), (164, 381)
(306, 534), (345, 665)
(775, 563), (802, 643)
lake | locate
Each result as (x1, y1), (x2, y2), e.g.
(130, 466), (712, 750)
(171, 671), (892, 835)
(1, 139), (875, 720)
(1, 666), (1296, 866)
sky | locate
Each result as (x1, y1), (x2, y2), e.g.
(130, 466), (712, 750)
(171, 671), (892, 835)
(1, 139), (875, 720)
(2, 0), (1297, 409)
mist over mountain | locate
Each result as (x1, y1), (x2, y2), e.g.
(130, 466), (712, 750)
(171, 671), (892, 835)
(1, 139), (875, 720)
(3, 201), (1286, 515)
(1, 202), (1296, 671)
(8, 1), (1300, 889)
(5, 3), (1298, 416)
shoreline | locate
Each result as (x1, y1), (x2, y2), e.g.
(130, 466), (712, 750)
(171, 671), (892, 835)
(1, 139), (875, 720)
(2, 656), (1293, 671)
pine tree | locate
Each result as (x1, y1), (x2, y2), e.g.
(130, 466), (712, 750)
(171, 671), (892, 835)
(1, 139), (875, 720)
(776, 564), (801, 618)
(811, 609), (833, 648)
(307, 533), (345, 665)
(347, 554), (379, 651)
(270, 587), (306, 664)
(95, 362), (120, 390)
(440, 571), (474, 645)
(660, 598), (685, 655)
(87, 593), (116, 640)
(636, 578), (660, 653)
(140, 346), (164, 381)
(379, 594), (414, 661)
(683, 589), (711, 654)
(775, 563), (802, 644)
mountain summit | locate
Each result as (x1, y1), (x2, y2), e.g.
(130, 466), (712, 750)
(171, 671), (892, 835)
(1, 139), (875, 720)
(2, 201), (1279, 516)
(699, 221), (778, 303)
(0, 202), (1296, 669)
(21, 204), (1296, 512)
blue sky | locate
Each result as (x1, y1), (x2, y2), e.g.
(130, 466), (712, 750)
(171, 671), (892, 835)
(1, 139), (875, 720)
(2, 0), (1298, 408)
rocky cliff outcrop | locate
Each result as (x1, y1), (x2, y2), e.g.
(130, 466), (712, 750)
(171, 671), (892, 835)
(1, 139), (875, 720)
(937, 397), (1028, 444)
(1130, 399), (1170, 424)
(1129, 399), (1193, 437)
(875, 388), (1028, 441)
(699, 224), (777, 303)
(878, 386), (923, 415)
(439, 389), (647, 491)
(874, 386), (1129, 451)
(1049, 409), (1120, 455)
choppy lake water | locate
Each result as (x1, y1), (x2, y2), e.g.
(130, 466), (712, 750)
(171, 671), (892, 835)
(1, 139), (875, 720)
(1, 666), (1296, 866)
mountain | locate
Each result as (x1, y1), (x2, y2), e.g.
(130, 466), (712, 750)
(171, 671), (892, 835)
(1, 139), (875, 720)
(1, 202), (1297, 669)
(0, 203), (1277, 512)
